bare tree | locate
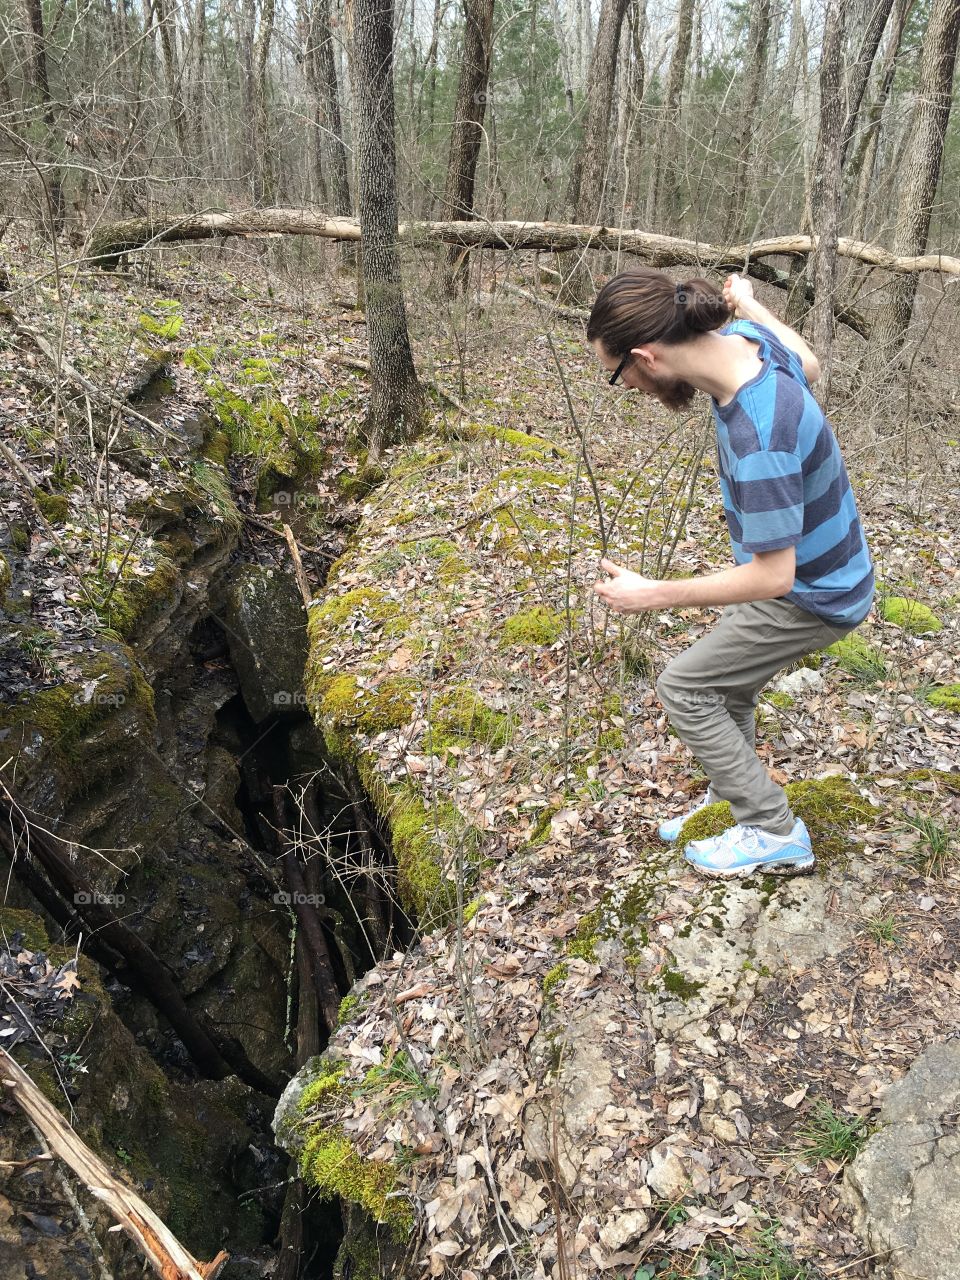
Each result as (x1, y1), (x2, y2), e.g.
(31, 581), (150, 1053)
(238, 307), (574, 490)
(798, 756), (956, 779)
(645, 0), (696, 229)
(352, 0), (426, 454)
(21, 0), (65, 230)
(865, 0), (960, 372)
(441, 0), (495, 282)
(725, 0), (772, 240)
(301, 0), (352, 214)
(567, 0), (631, 222)
(809, 0), (847, 399)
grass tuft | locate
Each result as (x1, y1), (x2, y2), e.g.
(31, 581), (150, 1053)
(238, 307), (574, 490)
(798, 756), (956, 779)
(795, 1100), (870, 1164)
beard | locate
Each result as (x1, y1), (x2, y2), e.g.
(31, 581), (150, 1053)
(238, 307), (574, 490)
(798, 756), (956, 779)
(645, 371), (697, 410)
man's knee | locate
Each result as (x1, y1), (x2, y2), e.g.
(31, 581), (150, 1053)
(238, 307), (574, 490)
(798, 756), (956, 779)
(656, 666), (719, 720)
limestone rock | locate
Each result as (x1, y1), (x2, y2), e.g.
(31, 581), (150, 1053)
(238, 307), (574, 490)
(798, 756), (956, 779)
(844, 1040), (960, 1280)
(218, 564), (309, 722)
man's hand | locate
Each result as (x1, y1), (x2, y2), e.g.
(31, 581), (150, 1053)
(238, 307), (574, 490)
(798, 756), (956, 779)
(723, 272), (754, 317)
(592, 559), (672, 613)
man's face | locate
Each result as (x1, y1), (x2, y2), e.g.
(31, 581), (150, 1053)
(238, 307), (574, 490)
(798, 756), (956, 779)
(596, 342), (697, 411)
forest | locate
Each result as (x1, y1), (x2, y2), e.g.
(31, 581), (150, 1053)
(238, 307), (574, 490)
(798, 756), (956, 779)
(0, 0), (959, 1278)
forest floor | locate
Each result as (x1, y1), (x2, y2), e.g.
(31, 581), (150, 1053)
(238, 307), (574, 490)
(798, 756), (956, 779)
(2, 230), (960, 1279)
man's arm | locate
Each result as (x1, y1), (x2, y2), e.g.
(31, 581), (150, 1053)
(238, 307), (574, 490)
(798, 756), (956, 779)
(593, 547), (796, 613)
(724, 274), (822, 385)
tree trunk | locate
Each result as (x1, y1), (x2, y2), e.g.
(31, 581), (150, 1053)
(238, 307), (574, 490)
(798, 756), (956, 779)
(838, 0), (896, 165)
(442, 0), (494, 220)
(305, 0), (352, 216)
(809, 0), (847, 399)
(645, 0), (695, 229)
(865, 0), (960, 372)
(154, 0), (190, 157)
(726, 0), (772, 239)
(22, 0), (65, 232)
(441, 0), (495, 285)
(351, 0), (426, 455)
(254, 0), (277, 202)
(849, 0), (915, 240)
(568, 0), (631, 221)
(86, 211), (960, 288)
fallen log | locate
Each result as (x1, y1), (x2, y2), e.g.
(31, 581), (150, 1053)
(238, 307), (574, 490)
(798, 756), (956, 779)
(85, 209), (960, 281)
(0, 1048), (229, 1280)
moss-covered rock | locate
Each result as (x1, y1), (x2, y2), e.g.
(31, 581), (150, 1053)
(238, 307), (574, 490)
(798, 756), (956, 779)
(677, 775), (875, 863)
(878, 595), (942, 635)
(425, 685), (511, 753)
(33, 488), (71, 524)
(390, 785), (478, 922)
(926, 683), (960, 713)
(827, 632), (887, 680)
(218, 563), (309, 721)
(502, 605), (564, 647)
(0, 550), (10, 605)
(274, 1056), (413, 1238)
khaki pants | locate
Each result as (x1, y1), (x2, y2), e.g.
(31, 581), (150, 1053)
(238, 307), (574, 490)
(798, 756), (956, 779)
(655, 598), (856, 835)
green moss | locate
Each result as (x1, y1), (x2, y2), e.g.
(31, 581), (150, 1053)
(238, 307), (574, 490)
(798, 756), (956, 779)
(502, 605), (564, 647)
(826, 632), (887, 680)
(425, 685), (511, 753)
(660, 969), (705, 1000)
(462, 896), (483, 924)
(11, 523), (29, 552)
(336, 464), (387, 502)
(183, 344), (216, 373)
(0, 907), (51, 951)
(878, 595), (941, 635)
(926, 684), (960, 712)
(597, 727), (626, 751)
(337, 994), (364, 1027)
(138, 306), (183, 341)
(542, 962), (569, 995)
(313, 587), (403, 631)
(0, 551), (10, 605)
(298, 1060), (347, 1112)
(318, 675), (417, 735)
(202, 427), (232, 467)
(389, 786), (478, 922)
(469, 422), (569, 461)
(0, 646), (156, 748)
(300, 1130), (412, 1235)
(33, 488), (70, 523)
(765, 691), (796, 709)
(677, 775), (874, 864)
(95, 552), (180, 637)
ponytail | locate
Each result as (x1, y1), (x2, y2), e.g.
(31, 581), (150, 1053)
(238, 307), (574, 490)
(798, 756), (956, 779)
(588, 268), (730, 359)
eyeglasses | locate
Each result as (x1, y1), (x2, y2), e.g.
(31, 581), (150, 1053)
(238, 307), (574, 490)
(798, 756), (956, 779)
(608, 353), (631, 386)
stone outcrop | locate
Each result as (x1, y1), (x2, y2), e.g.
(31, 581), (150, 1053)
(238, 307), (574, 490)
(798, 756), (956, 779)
(844, 1040), (960, 1280)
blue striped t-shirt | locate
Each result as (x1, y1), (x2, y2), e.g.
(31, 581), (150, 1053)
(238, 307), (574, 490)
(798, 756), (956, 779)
(711, 320), (874, 626)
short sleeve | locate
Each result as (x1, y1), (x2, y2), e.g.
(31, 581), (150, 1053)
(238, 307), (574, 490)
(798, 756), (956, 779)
(725, 319), (809, 388)
(733, 450), (804, 552)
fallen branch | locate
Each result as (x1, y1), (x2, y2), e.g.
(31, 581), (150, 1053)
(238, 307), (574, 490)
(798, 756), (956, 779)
(0, 1048), (229, 1280)
(85, 209), (960, 280)
(282, 523), (313, 606)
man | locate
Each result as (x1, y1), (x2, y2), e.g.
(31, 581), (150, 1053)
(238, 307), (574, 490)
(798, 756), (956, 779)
(590, 267), (874, 879)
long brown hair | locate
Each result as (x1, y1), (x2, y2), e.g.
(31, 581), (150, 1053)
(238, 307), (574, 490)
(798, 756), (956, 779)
(587, 267), (730, 358)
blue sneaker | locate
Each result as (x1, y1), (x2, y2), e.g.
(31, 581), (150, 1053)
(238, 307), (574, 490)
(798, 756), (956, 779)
(658, 789), (715, 843)
(683, 819), (815, 879)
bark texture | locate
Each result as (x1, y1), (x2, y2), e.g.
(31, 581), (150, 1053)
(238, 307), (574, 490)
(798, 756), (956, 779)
(865, 0), (960, 371)
(351, 0), (426, 453)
